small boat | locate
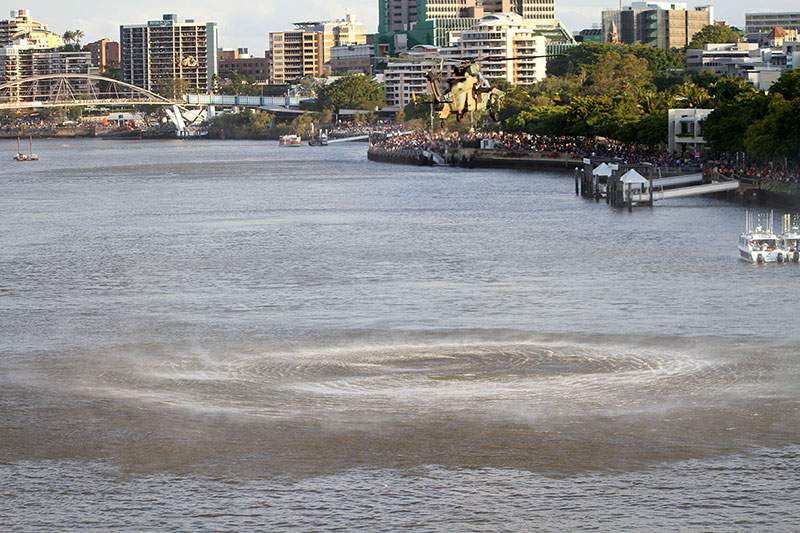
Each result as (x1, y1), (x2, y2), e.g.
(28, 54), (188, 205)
(99, 126), (143, 140)
(738, 211), (780, 263)
(778, 214), (800, 263)
(279, 134), (302, 146)
(309, 132), (328, 146)
(12, 135), (38, 162)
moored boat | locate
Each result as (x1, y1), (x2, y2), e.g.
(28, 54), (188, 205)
(738, 211), (780, 263)
(12, 135), (38, 161)
(778, 214), (800, 263)
(99, 126), (143, 140)
(309, 132), (328, 146)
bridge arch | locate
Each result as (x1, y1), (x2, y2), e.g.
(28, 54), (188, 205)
(0, 73), (197, 130)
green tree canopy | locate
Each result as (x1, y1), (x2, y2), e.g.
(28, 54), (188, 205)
(547, 42), (684, 78)
(688, 24), (741, 49)
(769, 69), (800, 101)
(316, 75), (385, 112)
(704, 92), (770, 153)
(744, 96), (800, 161)
(155, 77), (189, 100)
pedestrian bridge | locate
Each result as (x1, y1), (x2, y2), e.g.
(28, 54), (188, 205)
(183, 94), (302, 108)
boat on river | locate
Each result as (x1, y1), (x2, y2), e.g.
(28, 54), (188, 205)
(309, 132), (328, 146)
(738, 211), (780, 263)
(279, 134), (302, 146)
(778, 214), (800, 263)
(12, 135), (38, 161)
(99, 126), (143, 140)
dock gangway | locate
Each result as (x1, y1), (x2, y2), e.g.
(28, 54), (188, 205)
(630, 181), (740, 203)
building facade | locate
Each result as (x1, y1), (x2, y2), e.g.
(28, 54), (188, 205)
(382, 45), (441, 109)
(377, 0), (557, 53)
(0, 42), (94, 99)
(602, 2), (713, 49)
(86, 38), (121, 71)
(746, 12), (800, 33)
(270, 14), (367, 84)
(686, 36), (800, 91)
(330, 44), (375, 74)
(120, 14), (218, 94)
(0, 9), (51, 47)
(218, 49), (271, 83)
(668, 108), (712, 155)
(269, 30), (323, 84)
(451, 13), (547, 85)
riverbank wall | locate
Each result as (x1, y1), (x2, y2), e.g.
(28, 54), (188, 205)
(0, 127), (96, 139)
(759, 180), (800, 207)
(447, 148), (584, 171)
(367, 147), (433, 166)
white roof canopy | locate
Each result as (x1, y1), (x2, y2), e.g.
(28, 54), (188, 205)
(619, 169), (648, 184)
(592, 162), (613, 177)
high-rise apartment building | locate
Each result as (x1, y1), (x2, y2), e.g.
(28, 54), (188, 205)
(269, 30), (323, 84)
(0, 10), (93, 98)
(120, 14), (218, 94)
(0, 9), (51, 47)
(270, 14), (367, 84)
(298, 13), (367, 63)
(746, 12), (800, 33)
(452, 13), (547, 85)
(602, 2), (713, 49)
(383, 13), (548, 108)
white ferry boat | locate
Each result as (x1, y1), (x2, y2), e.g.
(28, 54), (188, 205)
(778, 214), (800, 263)
(279, 134), (302, 146)
(738, 211), (780, 263)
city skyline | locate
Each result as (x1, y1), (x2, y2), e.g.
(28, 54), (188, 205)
(7, 0), (800, 54)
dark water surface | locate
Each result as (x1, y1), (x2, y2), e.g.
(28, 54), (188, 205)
(1, 139), (799, 530)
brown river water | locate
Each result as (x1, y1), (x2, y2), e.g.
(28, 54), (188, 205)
(1, 139), (799, 530)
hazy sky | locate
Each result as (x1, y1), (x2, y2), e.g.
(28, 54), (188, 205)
(12, 1), (800, 55)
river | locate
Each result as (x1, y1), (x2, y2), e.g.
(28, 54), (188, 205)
(1, 139), (799, 530)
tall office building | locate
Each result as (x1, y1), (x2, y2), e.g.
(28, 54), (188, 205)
(746, 12), (800, 33)
(120, 14), (218, 94)
(602, 2), (713, 49)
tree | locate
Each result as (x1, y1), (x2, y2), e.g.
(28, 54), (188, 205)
(583, 52), (653, 97)
(688, 24), (741, 49)
(318, 108), (334, 125)
(289, 113), (314, 136)
(671, 82), (710, 108)
(769, 69), (800, 101)
(704, 92), (769, 153)
(155, 77), (189, 100)
(744, 96), (800, 161)
(316, 74), (385, 112)
(709, 76), (757, 107)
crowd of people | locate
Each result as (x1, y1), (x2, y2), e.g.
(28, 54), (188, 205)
(719, 164), (800, 185)
(371, 129), (800, 180)
(328, 120), (405, 137)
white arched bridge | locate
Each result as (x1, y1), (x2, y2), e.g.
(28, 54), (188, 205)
(0, 74), (193, 130)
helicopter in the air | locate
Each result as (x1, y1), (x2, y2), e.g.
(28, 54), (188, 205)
(400, 53), (557, 127)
